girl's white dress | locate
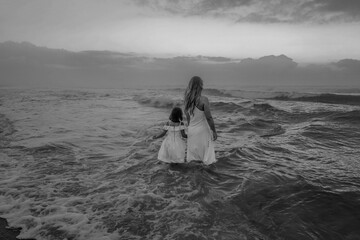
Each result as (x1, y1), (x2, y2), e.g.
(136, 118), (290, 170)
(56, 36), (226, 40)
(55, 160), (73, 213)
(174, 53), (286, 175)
(186, 107), (216, 165)
(158, 123), (186, 163)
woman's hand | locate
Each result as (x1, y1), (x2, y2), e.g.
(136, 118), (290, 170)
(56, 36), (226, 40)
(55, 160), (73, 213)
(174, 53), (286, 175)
(145, 136), (154, 144)
(212, 131), (218, 141)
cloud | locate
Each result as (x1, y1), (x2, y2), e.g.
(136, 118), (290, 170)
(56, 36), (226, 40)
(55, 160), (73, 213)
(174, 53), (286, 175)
(0, 41), (152, 88)
(0, 41), (147, 68)
(334, 59), (360, 68)
(240, 55), (298, 68)
(311, 0), (360, 15)
(136, 0), (360, 23)
(333, 59), (360, 74)
(1, 41), (359, 88)
(136, 0), (254, 15)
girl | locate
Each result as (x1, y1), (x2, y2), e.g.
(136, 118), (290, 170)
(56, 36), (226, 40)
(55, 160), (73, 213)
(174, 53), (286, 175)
(153, 107), (187, 163)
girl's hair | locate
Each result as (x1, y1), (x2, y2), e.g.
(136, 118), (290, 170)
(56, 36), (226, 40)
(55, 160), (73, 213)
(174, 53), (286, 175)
(169, 107), (183, 123)
(184, 76), (203, 115)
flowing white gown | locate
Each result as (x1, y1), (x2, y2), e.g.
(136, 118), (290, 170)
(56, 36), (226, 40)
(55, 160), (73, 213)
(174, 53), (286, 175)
(157, 123), (186, 163)
(186, 107), (216, 165)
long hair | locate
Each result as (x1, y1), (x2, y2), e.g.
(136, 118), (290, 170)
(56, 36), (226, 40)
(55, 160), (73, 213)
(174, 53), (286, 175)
(169, 107), (183, 123)
(184, 76), (203, 115)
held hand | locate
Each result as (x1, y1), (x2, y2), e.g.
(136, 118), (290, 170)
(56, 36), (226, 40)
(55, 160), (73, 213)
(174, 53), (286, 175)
(212, 131), (218, 141)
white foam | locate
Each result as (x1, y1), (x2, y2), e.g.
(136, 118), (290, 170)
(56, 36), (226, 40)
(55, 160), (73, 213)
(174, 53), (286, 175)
(222, 89), (317, 99)
(134, 94), (183, 108)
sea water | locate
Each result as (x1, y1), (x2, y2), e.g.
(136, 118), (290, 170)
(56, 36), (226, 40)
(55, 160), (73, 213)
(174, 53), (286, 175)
(1, 87), (360, 240)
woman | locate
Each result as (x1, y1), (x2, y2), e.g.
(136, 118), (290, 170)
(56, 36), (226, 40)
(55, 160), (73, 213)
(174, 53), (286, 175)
(184, 76), (217, 165)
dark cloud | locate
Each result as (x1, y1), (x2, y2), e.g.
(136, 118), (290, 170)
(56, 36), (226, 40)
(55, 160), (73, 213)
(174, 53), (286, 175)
(333, 59), (360, 74)
(238, 13), (285, 23)
(136, 0), (253, 15)
(205, 56), (234, 62)
(1, 41), (359, 88)
(193, 0), (253, 14)
(137, 0), (360, 23)
(334, 59), (360, 68)
(0, 41), (151, 88)
(313, 0), (360, 14)
(241, 55), (298, 68)
(0, 41), (147, 68)
(297, 0), (360, 22)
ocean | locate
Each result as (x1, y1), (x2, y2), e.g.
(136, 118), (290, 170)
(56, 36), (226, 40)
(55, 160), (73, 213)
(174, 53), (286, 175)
(1, 87), (360, 240)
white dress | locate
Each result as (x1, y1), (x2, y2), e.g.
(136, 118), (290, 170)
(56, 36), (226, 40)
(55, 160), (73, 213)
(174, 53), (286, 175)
(157, 123), (186, 163)
(186, 107), (216, 165)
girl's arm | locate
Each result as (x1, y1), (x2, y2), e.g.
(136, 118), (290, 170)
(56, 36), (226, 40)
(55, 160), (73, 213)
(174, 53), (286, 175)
(153, 130), (167, 139)
(202, 96), (217, 141)
(180, 129), (187, 138)
(180, 122), (187, 138)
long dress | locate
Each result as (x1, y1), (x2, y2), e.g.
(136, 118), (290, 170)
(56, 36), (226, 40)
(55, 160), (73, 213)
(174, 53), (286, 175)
(186, 107), (216, 165)
(157, 123), (186, 163)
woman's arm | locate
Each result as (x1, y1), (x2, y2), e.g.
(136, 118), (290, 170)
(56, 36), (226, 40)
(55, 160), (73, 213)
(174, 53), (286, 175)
(202, 96), (217, 140)
(153, 130), (167, 139)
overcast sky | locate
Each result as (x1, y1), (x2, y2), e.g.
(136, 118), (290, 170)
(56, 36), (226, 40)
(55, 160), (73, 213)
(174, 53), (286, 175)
(1, 0), (360, 63)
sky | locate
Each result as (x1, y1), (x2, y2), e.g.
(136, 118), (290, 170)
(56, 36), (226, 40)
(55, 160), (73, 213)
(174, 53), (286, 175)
(1, 0), (360, 89)
(1, 0), (360, 63)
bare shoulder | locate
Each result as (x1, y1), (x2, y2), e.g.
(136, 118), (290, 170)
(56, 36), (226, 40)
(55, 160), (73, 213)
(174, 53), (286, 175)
(200, 95), (208, 101)
(200, 96), (209, 105)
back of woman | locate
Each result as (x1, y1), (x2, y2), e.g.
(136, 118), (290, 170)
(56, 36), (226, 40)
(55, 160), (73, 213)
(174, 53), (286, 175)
(184, 76), (217, 165)
(188, 98), (206, 126)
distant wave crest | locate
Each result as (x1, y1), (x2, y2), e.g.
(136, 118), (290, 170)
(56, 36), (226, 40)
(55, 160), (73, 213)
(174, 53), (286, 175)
(273, 93), (360, 106)
(221, 89), (360, 106)
(134, 95), (183, 108)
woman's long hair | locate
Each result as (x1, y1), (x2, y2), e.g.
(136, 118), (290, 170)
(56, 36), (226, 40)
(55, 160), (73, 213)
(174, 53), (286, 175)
(184, 76), (203, 115)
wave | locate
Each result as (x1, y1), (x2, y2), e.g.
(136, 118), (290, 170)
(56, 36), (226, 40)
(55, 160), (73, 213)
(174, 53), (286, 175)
(330, 110), (360, 123)
(221, 89), (316, 100)
(173, 86), (360, 107)
(211, 101), (246, 112)
(273, 93), (360, 106)
(169, 88), (233, 97)
(0, 114), (15, 147)
(202, 88), (233, 97)
(236, 172), (360, 240)
(227, 118), (285, 137)
(134, 95), (183, 109)
(248, 103), (290, 119)
(28, 142), (75, 156)
(220, 89), (360, 106)
(252, 103), (283, 112)
(0, 114), (14, 137)
(134, 95), (246, 112)
(134, 95), (290, 122)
